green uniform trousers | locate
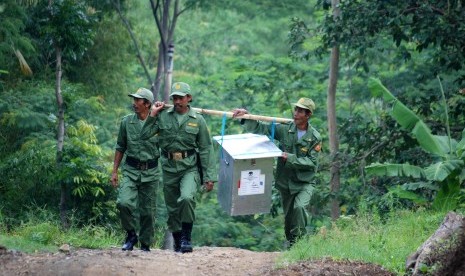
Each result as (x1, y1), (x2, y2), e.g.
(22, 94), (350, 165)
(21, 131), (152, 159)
(279, 185), (313, 242)
(117, 174), (158, 246)
(163, 168), (199, 232)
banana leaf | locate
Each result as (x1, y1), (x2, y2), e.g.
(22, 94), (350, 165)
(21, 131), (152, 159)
(365, 162), (425, 178)
(424, 160), (465, 182)
(387, 185), (428, 204)
(402, 181), (439, 191)
(368, 78), (446, 157)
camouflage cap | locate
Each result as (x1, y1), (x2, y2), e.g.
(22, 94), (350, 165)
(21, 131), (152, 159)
(293, 97), (315, 113)
(128, 88), (154, 104)
(169, 82), (191, 97)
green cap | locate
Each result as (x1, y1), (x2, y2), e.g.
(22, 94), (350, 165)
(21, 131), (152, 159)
(169, 82), (191, 97)
(293, 97), (315, 113)
(128, 88), (154, 104)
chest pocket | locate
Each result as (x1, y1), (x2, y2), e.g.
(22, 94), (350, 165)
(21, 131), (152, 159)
(158, 123), (175, 143)
(159, 123), (172, 133)
(185, 122), (199, 135)
(296, 137), (314, 158)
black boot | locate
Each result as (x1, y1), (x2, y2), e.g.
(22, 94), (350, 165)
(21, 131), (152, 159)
(172, 231), (182, 252)
(180, 223), (193, 253)
(140, 243), (150, 252)
(122, 230), (138, 251)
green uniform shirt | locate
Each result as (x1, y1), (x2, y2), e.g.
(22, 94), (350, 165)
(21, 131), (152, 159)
(143, 106), (217, 182)
(242, 119), (321, 194)
(116, 114), (160, 182)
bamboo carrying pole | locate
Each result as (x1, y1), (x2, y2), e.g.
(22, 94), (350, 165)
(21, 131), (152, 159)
(163, 104), (293, 123)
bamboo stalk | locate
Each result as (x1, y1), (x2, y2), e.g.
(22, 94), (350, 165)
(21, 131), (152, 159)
(163, 104), (293, 123)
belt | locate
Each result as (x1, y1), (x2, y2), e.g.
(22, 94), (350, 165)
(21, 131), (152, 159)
(163, 149), (196, 161)
(125, 156), (158, 170)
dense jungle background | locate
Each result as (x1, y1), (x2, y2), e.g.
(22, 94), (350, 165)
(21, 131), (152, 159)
(1, 0), (465, 274)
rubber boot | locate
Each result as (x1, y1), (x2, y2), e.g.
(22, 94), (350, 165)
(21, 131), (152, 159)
(122, 230), (138, 251)
(140, 243), (150, 252)
(180, 223), (193, 253)
(172, 231), (182, 252)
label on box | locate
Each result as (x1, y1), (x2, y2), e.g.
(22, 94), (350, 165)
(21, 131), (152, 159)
(238, 169), (265, 196)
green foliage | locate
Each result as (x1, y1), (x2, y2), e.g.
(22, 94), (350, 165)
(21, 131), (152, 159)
(63, 120), (105, 196)
(67, 15), (135, 100)
(30, 0), (97, 61)
(277, 209), (446, 274)
(317, 0), (465, 84)
(62, 224), (121, 249)
(0, 0), (35, 82)
(17, 222), (62, 245)
(0, 206), (123, 252)
(0, 234), (58, 253)
(366, 78), (465, 211)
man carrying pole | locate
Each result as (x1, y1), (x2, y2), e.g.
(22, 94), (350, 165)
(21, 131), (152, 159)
(143, 82), (216, 253)
(232, 98), (322, 247)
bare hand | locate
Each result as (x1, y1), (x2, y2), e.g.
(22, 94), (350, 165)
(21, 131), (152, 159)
(232, 108), (248, 118)
(110, 172), (118, 188)
(204, 181), (214, 192)
(281, 152), (288, 162)
(150, 101), (165, 116)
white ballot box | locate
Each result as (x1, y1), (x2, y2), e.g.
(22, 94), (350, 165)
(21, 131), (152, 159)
(213, 133), (282, 216)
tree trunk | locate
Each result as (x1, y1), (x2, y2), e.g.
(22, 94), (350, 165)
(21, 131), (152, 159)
(163, 43), (174, 101)
(328, 0), (341, 220)
(406, 212), (465, 275)
(149, 0), (181, 102)
(154, 42), (164, 100)
(55, 47), (68, 229)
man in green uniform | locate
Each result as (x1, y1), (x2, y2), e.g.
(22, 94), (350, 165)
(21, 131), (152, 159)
(232, 98), (321, 246)
(144, 82), (216, 253)
(111, 88), (160, 252)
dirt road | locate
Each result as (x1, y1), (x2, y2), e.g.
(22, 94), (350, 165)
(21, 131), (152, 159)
(0, 245), (395, 276)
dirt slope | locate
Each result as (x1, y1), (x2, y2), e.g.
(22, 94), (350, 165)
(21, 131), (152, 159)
(0, 246), (395, 276)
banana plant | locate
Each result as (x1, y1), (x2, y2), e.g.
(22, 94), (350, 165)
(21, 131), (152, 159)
(365, 77), (465, 211)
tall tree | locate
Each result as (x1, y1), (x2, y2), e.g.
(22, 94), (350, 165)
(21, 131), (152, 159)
(31, 0), (96, 227)
(327, 0), (341, 220)
(114, 0), (193, 101)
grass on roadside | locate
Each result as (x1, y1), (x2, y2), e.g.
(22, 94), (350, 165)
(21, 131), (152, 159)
(276, 209), (448, 275)
(0, 222), (122, 253)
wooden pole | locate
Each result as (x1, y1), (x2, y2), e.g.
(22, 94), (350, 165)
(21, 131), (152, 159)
(164, 104), (293, 123)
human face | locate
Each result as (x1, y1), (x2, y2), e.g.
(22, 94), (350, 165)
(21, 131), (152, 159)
(172, 95), (191, 114)
(293, 107), (310, 128)
(132, 98), (149, 116)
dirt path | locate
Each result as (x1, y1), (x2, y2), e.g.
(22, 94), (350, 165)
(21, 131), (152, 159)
(0, 246), (395, 276)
